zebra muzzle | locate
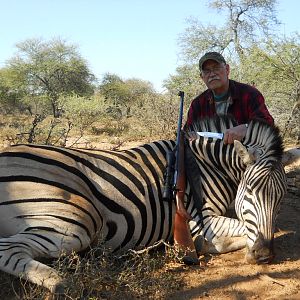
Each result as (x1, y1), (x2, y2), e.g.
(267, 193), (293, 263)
(246, 234), (274, 264)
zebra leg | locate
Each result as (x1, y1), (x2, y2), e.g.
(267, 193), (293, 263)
(0, 237), (65, 294)
(193, 215), (247, 254)
(194, 234), (247, 254)
(15, 258), (64, 294)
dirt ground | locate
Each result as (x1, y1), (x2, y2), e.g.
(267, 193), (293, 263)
(167, 164), (300, 300)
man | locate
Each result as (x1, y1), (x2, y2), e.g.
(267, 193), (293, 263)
(186, 52), (274, 144)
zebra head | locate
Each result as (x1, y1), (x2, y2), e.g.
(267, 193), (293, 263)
(234, 120), (287, 264)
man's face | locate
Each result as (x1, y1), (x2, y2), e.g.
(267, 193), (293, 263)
(200, 60), (229, 91)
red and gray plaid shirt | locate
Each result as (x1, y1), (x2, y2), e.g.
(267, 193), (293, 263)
(186, 79), (274, 127)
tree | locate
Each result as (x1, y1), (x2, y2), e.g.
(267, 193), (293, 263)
(178, 0), (279, 63)
(209, 0), (279, 58)
(98, 73), (156, 117)
(133, 93), (179, 139)
(6, 38), (96, 117)
(163, 64), (205, 105)
(166, 0), (281, 102)
(0, 67), (31, 113)
(241, 36), (300, 138)
(178, 19), (232, 62)
(166, 0), (286, 108)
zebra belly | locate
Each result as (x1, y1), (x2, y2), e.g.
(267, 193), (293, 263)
(0, 170), (174, 254)
(95, 196), (175, 251)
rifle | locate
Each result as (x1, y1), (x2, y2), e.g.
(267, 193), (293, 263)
(163, 91), (198, 264)
(162, 91), (185, 202)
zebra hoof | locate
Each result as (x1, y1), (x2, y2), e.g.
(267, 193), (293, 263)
(194, 235), (205, 254)
(45, 288), (65, 300)
(51, 282), (66, 296)
(182, 255), (199, 265)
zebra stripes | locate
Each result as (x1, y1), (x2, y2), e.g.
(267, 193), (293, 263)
(235, 121), (287, 263)
(0, 140), (178, 291)
(0, 116), (286, 293)
(187, 117), (286, 261)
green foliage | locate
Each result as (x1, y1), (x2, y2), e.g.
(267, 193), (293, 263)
(98, 73), (156, 118)
(163, 64), (205, 106)
(0, 94), (108, 146)
(228, 35), (300, 136)
(208, 0), (279, 50)
(132, 93), (179, 139)
(165, 0), (299, 140)
(178, 18), (232, 62)
(167, 0), (282, 100)
(62, 94), (108, 122)
(5, 37), (96, 117)
(61, 94), (109, 143)
(0, 68), (27, 113)
(0, 1), (299, 144)
(92, 118), (130, 137)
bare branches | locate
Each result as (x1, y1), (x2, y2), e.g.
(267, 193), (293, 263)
(179, 0), (280, 63)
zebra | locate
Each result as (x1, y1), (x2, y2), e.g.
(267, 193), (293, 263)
(0, 116), (286, 294)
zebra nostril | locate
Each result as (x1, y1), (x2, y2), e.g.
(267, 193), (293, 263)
(253, 245), (274, 263)
(257, 256), (272, 264)
(246, 247), (273, 264)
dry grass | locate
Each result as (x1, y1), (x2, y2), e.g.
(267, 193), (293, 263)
(0, 242), (189, 300)
(0, 113), (175, 150)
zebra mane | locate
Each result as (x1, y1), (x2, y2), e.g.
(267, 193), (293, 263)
(185, 115), (238, 134)
(186, 115), (284, 162)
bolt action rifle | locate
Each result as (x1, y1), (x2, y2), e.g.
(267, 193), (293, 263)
(162, 91), (198, 264)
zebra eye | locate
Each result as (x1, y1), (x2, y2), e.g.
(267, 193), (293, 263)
(246, 185), (253, 194)
(243, 185), (255, 204)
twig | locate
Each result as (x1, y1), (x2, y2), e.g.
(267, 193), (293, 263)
(117, 240), (172, 259)
(258, 274), (285, 287)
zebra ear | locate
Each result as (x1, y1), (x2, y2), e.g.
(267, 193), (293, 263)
(234, 140), (256, 166)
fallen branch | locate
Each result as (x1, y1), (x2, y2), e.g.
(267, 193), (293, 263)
(258, 273), (285, 287)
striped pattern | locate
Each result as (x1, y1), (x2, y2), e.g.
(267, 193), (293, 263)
(235, 121), (287, 263)
(0, 116), (286, 292)
(0, 140), (177, 292)
(187, 117), (286, 262)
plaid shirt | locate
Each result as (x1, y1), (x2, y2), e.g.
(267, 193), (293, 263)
(186, 79), (274, 127)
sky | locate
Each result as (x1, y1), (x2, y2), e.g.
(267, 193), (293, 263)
(0, 0), (299, 92)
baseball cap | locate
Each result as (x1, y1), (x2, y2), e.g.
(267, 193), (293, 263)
(199, 52), (226, 70)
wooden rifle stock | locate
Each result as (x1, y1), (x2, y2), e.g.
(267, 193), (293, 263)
(174, 134), (198, 263)
(173, 92), (198, 264)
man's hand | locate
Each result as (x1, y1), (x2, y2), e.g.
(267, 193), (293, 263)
(224, 124), (248, 144)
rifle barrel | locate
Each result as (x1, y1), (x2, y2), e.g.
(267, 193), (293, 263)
(173, 91), (185, 189)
